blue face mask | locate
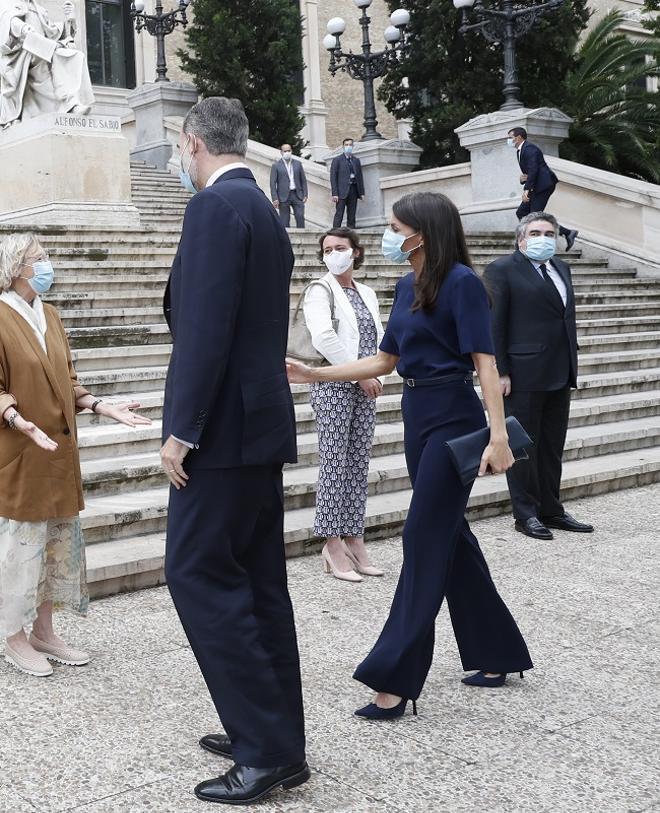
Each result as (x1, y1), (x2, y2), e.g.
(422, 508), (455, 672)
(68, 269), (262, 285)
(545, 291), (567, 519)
(179, 136), (197, 194)
(22, 260), (54, 295)
(343, 144), (353, 155)
(381, 228), (420, 264)
(522, 236), (556, 262)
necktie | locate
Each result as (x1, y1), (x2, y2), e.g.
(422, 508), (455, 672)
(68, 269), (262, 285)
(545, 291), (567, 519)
(539, 263), (564, 309)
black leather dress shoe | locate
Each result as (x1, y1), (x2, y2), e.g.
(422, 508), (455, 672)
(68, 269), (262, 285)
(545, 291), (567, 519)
(194, 762), (311, 805)
(565, 229), (579, 251)
(200, 734), (232, 759)
(541, 512), (594, 533)
(515, 517), (553, 540)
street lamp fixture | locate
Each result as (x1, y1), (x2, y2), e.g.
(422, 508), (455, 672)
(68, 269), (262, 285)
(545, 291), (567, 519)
(130, 0), (192, 83)
(453, 0), (564, 111)
(324, 4), (410, 141)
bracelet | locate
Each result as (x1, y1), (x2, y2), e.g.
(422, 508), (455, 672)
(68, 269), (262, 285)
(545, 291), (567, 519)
(7, 410), (18, 430)
(91, 399), (103, 413)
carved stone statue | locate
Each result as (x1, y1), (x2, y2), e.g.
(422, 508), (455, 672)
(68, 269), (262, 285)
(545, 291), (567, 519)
(0, 0), (94, 128)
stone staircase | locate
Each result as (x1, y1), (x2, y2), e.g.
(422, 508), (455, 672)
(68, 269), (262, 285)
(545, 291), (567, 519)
(3, 163), (659, 598)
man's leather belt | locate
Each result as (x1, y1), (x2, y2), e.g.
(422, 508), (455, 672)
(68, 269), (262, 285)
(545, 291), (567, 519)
(405, 372), (473, 388)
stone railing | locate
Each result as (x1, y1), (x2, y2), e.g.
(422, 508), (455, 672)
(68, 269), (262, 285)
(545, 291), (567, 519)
(163, 116), (334, 229)
(378, 158), (660, 275)
(547, 157), (660, 277)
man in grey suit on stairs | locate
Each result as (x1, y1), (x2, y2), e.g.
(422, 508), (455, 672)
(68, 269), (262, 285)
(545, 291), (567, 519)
(270, 144), (308, 228)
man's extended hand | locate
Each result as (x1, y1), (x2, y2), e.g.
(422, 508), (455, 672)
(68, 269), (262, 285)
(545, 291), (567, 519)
(161, 435), (190, 490)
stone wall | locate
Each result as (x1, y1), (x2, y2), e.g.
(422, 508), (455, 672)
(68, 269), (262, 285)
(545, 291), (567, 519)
(318, 0), (399, 150)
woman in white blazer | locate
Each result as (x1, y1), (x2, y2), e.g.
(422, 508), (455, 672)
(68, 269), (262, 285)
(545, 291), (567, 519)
(303, 228), (385, 582)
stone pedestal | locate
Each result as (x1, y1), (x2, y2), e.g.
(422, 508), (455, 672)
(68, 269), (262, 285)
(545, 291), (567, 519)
(454, 107), (572, 231)
(0, 112), (140, 227)
(127, 81), (198, 170)
(325, 139), (422, 228)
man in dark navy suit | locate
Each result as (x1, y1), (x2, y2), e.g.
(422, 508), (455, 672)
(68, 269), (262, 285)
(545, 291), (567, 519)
(160, 97), (309, 805)
(508, 127), (578, 251)
(483, 212), (593, 541)
(330, 137), (365, 228)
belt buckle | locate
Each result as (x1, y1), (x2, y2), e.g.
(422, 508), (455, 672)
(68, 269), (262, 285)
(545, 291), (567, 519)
(406, 378), (415, 388)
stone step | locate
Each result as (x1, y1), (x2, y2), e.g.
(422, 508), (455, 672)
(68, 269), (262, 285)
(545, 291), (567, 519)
(83, 443), (660, 596)
(60, 307), (164, 328)
(577, 316), (660, 336)
(46, 291), (163, 310)
(77, 365), (168, 395)
(67, 323), (170, 349)
(71, 344), (171, 372)
(77, 412), (660, 499)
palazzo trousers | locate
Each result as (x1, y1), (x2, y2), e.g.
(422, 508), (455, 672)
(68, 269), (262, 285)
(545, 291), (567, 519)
(353, 375), (533, 700)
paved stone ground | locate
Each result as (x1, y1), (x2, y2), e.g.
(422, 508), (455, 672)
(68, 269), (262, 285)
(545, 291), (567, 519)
(1, 485), (659, 813)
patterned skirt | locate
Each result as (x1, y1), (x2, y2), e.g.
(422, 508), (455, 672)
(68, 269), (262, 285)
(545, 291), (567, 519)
(0, 516), (89, 638)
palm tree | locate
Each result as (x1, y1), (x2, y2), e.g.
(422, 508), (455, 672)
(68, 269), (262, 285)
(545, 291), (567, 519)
(560, 10), (660, 183)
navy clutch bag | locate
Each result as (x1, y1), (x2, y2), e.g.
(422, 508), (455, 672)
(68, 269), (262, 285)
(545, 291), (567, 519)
(445, 416), (533, 486)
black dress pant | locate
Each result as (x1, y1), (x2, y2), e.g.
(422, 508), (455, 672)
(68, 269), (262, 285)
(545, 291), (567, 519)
(279, 193), (305, 228)
(516, 186), (570, 239)
(504, 387), (571, 521)
(165, 465), (306, 768)
(353, 378), (533, 700)
(333, 184), (359, 228)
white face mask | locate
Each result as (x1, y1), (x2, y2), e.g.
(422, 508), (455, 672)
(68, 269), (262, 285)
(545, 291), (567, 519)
(282, 151), (292, 161)
(323, 249), (354, 276)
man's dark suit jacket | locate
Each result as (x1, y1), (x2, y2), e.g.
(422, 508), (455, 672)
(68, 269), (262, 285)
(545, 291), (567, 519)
(269, 158), (308, 203)
(483, 249), (578, 392)
(518, 141), (559, 194)
(330, 153), (365, 199)
(163, 167), (298, 468)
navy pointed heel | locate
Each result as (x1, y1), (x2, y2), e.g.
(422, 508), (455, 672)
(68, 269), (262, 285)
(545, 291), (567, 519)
(461, 670), (526, 687)
(354, 697), (418, 720)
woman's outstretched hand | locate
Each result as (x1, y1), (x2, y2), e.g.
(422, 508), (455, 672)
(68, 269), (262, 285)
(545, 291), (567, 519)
(14, 416), (58, 452)
(99, 401), (152, 428)
(286, 358), (316, 384)
(478, 438), (515, 477)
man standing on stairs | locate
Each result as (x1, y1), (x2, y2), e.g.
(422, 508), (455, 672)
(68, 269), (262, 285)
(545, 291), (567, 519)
(483, 212), (594, 540)
(160, 97), (309, 806)
(507, 127), (579, 251)
(331, 138), (365, 229)
(270, 143), (308, 228)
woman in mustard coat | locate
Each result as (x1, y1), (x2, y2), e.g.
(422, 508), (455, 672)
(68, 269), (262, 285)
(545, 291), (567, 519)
(0, 232), (151, 677)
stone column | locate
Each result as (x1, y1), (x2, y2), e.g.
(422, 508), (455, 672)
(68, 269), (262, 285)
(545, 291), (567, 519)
(300, 0), (329, 160)
(127, 81), (198, 169)
(454, 107), (573, 231)
(325, 139), (422, 227)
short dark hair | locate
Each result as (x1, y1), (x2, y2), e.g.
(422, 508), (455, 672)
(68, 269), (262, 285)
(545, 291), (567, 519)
(508, 127), (527, 139)
(392, 192), (473, 312)
(317, 227), (365, 270)
(342, 138), (354, 146)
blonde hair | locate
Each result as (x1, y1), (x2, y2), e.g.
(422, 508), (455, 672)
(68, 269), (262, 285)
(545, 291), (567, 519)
(0, 232), (41, 293)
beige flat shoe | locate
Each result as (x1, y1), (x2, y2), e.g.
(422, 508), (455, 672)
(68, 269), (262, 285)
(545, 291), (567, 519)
(343, 542), (385, 577)
(4, 641), (53, 677)
(321, 544), (362, 582)
(29, 634), (90, 666)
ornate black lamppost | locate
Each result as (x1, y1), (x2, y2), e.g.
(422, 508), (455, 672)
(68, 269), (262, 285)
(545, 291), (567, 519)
(453, 0), (564, 111)
(130, 0), (191, 83)
(323, 1), (410, 141)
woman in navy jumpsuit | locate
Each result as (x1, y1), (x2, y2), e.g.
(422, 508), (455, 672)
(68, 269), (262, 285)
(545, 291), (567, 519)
(287, 192), (532, 718)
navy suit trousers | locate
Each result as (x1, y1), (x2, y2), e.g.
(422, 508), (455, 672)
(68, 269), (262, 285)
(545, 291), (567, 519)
(353, 379), (533, 699)
(165, 465), (306, 767)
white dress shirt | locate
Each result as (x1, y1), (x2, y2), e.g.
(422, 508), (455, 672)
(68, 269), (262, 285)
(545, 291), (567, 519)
(531, 258), (567, 307)
(173, 161), (251, 449)
(283, 158), (296, 190)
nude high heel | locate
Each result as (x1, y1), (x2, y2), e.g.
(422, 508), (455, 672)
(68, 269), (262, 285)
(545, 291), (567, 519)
(342, 541), (384, 577)
(321, 544), (362, 582)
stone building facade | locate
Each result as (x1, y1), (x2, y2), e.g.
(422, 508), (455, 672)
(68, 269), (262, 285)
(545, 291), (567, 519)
(43, 0), (655, 159)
